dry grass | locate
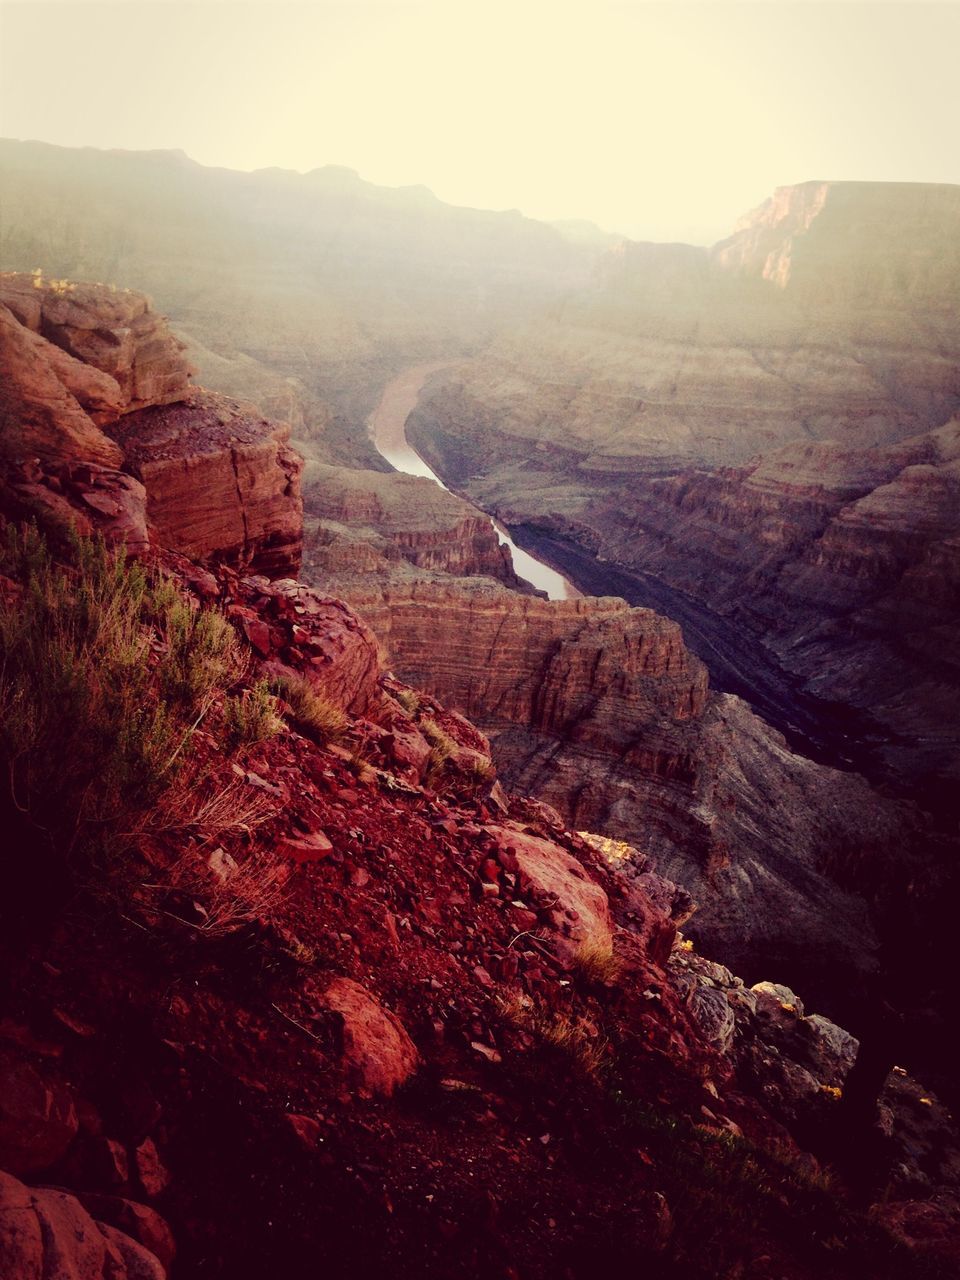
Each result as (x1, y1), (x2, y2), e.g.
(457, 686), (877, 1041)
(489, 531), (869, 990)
(141, 772), (278, 845)
(272, 671), (348, 745)
(157, 848), (288, 938)
(571, 938), (621, 986)
(420, 717), (458, 790)
(502, 996), (609, 1080)
(393, 687), (421, 715)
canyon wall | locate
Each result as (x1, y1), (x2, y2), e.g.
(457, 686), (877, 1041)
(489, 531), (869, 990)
(336, 574), (910, 1003)
(0, 139), (602, 470)
(0, 273), (303, 575)
(407, 182), (960, 794)
(301, 463), (522, 587)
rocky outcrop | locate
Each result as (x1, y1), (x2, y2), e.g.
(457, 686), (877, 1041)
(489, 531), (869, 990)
(0, 274), (303, 577)
(0, 1172), (168, 1279)
(1, 451), (957, 1277)
(336, 575), (910, 1007)
(112, 389), (303, 576)
(1, 272), (193, 409)
(349, 578), (706, 744)
(302, 463), (520, 586)
(0, 271), (195, 468)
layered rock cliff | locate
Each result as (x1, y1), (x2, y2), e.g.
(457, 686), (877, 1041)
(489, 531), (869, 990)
(330, 575), (915, 1008)
(301, 462), (523, 587)
(0, 273), (303, 576)
(406, 183), (960, 797)
(2, 266), (959, 1276)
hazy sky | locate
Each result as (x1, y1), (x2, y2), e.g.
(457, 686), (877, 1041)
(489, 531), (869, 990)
(1, 0), (958, 243)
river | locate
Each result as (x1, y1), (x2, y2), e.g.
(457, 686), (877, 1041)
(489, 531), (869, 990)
(366, 364), (579, 601)
(366, 365), (881, 774)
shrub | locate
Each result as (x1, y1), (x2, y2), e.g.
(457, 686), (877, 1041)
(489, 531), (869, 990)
(223, 679), (284, 749)
(271, 671), (348, 745)
(420, 717), (457, 790)
(393, 687), (421, 715)
(571, 938), (621, 986)
(159, 602), (240, 710)
(0, 525), (247, 874)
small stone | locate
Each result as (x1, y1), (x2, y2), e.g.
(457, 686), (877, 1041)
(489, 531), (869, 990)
(134, 1137), (171, 1198)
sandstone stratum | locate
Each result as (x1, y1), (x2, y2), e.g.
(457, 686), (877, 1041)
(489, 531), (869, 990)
(2, 272), (959, 1277)
(0, 272), (303, 575)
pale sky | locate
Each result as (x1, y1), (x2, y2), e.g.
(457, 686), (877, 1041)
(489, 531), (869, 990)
(1, 0), (958, 243)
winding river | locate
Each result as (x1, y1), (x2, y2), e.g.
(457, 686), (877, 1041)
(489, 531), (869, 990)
(366, 363), (579, 601)
(366, 364), (886, 776)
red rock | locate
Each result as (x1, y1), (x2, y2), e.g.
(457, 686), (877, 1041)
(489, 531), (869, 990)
(318, 977), (419, 1099)
(284, 1114), (323, 1151)
(0, 1051), (78, 1175)
(485, 825), (612, 962)
(0, 1170), (167, 1280)
(133, 1138), (171, 1198)
(241, 617), (273, 657)
(78, 1194), (176, 1271)
(278, 830), (334, 863)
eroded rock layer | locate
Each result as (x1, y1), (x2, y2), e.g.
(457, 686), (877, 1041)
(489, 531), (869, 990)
(0, 274), (303, 577)
(338, 575), (910, 1002)
(302, 463), (520, 586)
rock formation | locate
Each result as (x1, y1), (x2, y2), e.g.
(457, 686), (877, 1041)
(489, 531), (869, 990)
(405, 182), (960, 797)
(331, 575), (913, 1008)
(1, 266), (959, 1275)
(112, 389), (303, 577)
(302, 462), (523, 587)
(0, 272), (303, 576)
(0, 139), (603, 471)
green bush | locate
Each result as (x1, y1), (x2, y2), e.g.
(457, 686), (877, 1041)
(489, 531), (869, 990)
(0, 524), (239, 867)
(224, 679), (284, 749)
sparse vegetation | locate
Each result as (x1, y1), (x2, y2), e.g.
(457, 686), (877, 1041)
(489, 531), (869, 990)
(0, 526), (287, 897)
(571, 937), (621, 986)
(503, 996), (609, 1079)
(0, 526), (238, 870)
(159, 600), (240, 710)
(420, 716), (458, 790)
(159, 847), (288, 939)
(224, 679), (284, 749)
(393, 686), (421, 715)
(271, 670), (348, 745)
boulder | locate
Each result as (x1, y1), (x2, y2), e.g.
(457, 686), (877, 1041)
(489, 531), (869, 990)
(0, 1171), (167, 1279)
(486, 824), (612, 962)
(320, 977), (419, 1098)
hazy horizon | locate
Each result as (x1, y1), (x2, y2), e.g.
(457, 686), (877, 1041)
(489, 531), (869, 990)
(2, 1), (959, 243)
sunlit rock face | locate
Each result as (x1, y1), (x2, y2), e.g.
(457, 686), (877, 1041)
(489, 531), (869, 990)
(0, 273), (194, 467)
(0, 273), (303, 577)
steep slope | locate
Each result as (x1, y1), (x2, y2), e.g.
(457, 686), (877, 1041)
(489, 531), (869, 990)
(1, 275), (959, 1277)
(333, 575), (913, 1010)
(407, 182), (960, 792)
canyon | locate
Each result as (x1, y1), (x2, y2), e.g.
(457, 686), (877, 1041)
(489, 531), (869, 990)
(2, 152), (960, 1275)
(2, 273), (959, 1278)
(406, 180), (960, 805)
